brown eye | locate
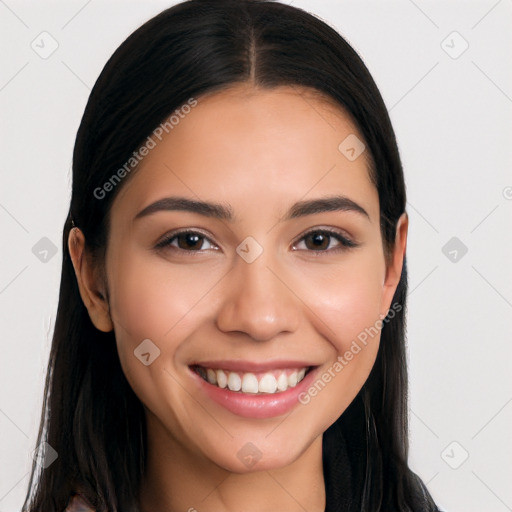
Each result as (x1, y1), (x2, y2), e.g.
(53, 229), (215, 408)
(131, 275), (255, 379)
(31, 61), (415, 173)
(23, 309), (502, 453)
(293, 229), (357, 253)
(176, 232), (204, 250)
(304, 232), (330, 250)
(156, 231), (217, 252)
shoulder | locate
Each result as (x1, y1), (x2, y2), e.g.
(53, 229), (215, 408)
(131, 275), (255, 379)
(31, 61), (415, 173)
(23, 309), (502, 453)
(64, 493), (96, 512)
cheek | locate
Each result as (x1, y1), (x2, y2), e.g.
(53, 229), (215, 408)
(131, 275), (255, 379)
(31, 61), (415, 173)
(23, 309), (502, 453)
(324, 277), (383, 353)
(299, 249), (385, 355)
(106, 249), (226, 387)
(290, 251), (385, 423)
(294, 257), (385, 425)
(108, 248), (219, 343)
(106, 251), (206, 422)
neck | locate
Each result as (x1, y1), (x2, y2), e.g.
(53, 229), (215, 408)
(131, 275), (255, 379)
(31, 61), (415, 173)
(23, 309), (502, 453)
(138, 411), (326, 512)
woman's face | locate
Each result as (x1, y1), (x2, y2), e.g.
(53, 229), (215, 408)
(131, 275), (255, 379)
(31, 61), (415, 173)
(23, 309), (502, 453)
(76, 84), (406, 472)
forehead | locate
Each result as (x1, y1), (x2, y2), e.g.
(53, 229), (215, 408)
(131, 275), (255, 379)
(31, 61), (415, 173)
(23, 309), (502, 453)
(110, 83), (377, 223)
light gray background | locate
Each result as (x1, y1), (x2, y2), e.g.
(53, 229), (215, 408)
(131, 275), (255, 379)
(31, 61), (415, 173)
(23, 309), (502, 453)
(1, 1), (511, 511)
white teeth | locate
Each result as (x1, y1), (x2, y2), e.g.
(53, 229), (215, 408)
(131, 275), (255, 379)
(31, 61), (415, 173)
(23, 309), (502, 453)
(195, 366), (309, 394)
(258, 373), (277, 393)
(241, 373), (259, 393)
(287, 371), (298, 388)
(216, 369), (227, 388)
(276, 372), (288, 391)
(227, 372), (242, 391)
(206, 368), (217, 385)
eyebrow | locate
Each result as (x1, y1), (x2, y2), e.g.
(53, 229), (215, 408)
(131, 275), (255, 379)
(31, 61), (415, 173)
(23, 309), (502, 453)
(133, 195), (370, 223)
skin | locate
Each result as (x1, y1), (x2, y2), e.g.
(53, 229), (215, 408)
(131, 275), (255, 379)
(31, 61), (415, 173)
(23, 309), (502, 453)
(68, 83), (407, 512)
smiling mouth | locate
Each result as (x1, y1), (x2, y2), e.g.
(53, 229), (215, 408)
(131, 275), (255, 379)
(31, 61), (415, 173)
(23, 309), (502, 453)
(190, 365), (314, 394)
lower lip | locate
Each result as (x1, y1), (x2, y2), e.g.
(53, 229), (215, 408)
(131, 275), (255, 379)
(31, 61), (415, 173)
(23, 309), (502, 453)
(188, 366), (320, 419)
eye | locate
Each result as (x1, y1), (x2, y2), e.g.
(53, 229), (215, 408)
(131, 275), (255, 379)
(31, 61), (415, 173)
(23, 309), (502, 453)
(155, 230), (218, 252)
(155, 227), (357, 255)
(291, 228), (357, 253)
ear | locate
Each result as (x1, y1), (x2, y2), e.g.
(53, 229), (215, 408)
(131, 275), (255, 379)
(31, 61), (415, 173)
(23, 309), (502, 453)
(68, 227), (114, 332)
(380, 212), (408, 317)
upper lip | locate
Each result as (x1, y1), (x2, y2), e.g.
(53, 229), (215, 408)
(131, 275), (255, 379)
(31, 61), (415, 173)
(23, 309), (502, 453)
(189, 360), (318, 372)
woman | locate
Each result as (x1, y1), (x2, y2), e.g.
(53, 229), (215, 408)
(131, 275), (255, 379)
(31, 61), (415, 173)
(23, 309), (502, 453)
(22, 0), (441, 511)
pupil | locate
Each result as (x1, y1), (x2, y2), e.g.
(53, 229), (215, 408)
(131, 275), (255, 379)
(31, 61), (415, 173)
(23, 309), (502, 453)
(180, 233), (201, 250)
(308, 233), (328, 250)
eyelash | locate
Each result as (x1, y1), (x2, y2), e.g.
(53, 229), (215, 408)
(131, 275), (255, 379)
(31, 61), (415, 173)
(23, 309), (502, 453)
(293, 229), (358, 253)
(155, 228), (358, 255)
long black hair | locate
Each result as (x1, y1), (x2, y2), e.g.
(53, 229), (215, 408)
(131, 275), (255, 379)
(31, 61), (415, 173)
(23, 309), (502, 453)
(22, 1), (440, 510)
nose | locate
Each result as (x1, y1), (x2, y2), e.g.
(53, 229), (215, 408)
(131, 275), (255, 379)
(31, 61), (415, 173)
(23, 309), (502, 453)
(215, 250), (301, 341)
